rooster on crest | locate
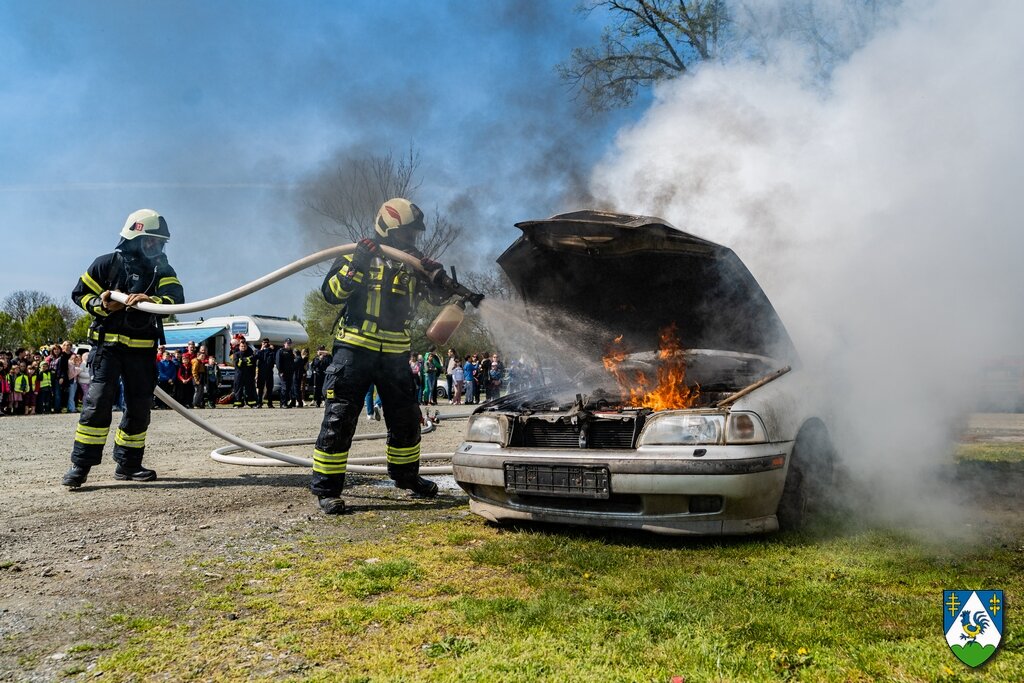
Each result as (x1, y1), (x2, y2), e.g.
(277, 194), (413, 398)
(959, 610), (991, 643)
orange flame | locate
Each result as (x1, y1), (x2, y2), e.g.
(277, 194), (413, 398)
(602, 323), (698, 410)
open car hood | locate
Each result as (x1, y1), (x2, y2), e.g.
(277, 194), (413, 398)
(498, 211), (798, 363)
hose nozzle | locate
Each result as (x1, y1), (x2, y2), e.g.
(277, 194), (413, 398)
(427, 266), (485, 308)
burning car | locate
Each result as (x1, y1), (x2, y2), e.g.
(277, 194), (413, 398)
(452, 211), (835, 535)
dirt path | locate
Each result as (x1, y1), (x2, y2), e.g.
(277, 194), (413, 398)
(0, 405), (469, 681)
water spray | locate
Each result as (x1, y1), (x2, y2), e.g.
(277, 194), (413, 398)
(109, 243), (484, 474)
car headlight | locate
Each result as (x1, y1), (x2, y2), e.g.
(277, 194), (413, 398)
(638, 411), (770, 446)
(465, 414), (506, 444)
(725, 412), (768, 444)
(639, 413), (725, 446)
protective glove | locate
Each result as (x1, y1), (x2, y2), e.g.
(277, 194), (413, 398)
(351, 238), (380, 273)
(420, 257), (444, 274)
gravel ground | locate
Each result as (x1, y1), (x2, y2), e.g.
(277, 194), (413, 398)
(1, 410), (1021, 680)
(0, 404), (470, 681)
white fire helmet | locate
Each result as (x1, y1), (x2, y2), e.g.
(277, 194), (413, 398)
(119, 209), (171, 242)
(375, 198), (425, 241)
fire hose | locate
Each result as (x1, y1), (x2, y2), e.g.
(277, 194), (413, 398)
(109, 243), (478, 475)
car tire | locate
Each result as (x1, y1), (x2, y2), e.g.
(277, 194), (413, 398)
(777, 420), (835, 531)
(435, 386), (448, 401)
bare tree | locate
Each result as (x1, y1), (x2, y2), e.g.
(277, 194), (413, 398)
(561, 0), (901, 112)
(558, 0), (729, 113)
(2, 290), (55, 323)
(305, 146), (461, 259)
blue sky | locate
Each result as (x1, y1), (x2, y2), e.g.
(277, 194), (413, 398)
(0, 0), (637, 319)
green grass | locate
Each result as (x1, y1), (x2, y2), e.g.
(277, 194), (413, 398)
(93, 516), (1024, 682)
(956, 442), (1024, 463)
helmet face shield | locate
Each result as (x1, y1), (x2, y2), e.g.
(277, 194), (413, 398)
(139, 236), (167, 259)
(392, 225), (422, 250)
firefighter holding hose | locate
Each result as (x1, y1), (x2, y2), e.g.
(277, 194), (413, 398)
(311, 198), (451, 514)
(62, 209), (184, 488)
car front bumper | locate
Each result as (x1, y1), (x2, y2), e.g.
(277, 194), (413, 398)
(452, 442), (793, 536)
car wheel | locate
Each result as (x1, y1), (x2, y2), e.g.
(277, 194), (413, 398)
(435, 385), (448, 400)
(777, 420), (835, 531)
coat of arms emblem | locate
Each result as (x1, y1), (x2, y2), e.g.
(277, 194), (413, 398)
(943, 590), (1003, 668)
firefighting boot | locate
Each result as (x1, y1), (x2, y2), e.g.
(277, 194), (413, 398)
(395, 475), (438, 499)
(62, 465), (90, 489)
(318, 496), (346, 515)
(114, 464), (157, 482)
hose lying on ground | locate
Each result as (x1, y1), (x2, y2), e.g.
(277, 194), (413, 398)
(155, 386), (458, 474)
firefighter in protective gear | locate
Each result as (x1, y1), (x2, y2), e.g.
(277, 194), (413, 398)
(62, 209), (184, 488)
(232, 339), (258, 407)
(311, 198), (448, 514)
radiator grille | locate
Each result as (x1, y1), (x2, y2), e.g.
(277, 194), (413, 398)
(590, 421), (636, 448)
(517, 420), (636, 449)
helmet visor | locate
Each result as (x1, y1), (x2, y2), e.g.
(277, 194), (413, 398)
(139, 236), (166, 259)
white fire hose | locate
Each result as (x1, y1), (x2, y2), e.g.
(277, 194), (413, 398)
(109, 243), (424, 316)
(109, 244), (460, 475)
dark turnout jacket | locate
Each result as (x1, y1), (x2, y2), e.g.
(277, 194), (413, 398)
(72, 251), (184, 348)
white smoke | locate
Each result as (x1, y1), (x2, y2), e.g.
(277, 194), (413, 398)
(590, 0), (1024, 526)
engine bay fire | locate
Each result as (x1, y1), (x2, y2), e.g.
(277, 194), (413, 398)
(602, 323), (699, 411)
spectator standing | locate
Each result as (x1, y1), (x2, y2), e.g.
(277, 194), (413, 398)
(310, 345), (329, 408)
(78, 350), (91, 408)
(463, 354), (477, 404)
(275, 338), (295, 408)
(255, 338), (276, 408)
(0, 357), (10, 415)
(192, 351), (207, 408)
(409, 353), (423, 404)
(23, 366), (38, 415)
(156, 352), (177, 408)
(205, 355), (220, 407)
(487, 353), (504, 401)
(10, 365), (24, 415)
(293, 348), (308, 407)
(177, 341), (195, 407)
(478, 353), (492, 403)
(38, 361), (54, 414)
(364, 385), (382, 421)
(52, 342), (70, 413)
(229, 335), (243, 403)
(446, 349), (457, 403)
(67, 353), (82, 412)
(232, 339), (258, 408)
(451, 361), (464, 404)
(425, 348), (442, 406)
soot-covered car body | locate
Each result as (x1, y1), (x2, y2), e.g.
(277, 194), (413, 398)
(452, 211), (834, 536)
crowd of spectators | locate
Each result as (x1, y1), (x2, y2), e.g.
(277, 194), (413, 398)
(409, 346), (542, 407)
(2, 338), (544, 418)
(0, 341), (91, 416)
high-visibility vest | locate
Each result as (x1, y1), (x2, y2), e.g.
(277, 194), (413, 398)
(39, 371), (53, 389)
(13, 374), (31, 393)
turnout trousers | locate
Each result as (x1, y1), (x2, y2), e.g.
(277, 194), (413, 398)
(256, 370), (274, 407)
(70, 343), (157, 469)
(233, 369), (257, 407)
(310, 344), (422, 498)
